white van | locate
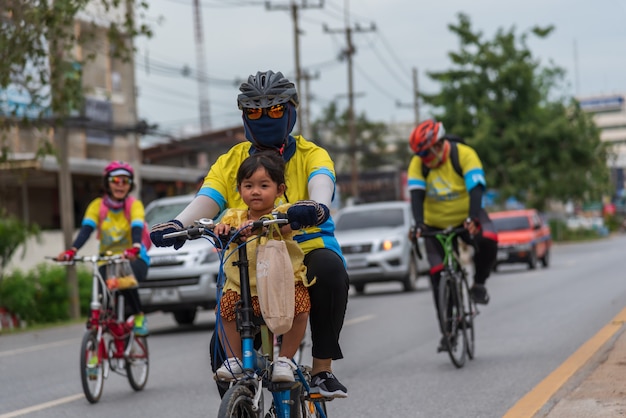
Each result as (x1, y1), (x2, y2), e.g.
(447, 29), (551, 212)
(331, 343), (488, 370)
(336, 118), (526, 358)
(140, 194), (219, 325)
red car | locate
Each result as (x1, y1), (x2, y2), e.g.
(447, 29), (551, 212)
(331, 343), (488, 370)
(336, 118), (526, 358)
(490, 209), (552, 271)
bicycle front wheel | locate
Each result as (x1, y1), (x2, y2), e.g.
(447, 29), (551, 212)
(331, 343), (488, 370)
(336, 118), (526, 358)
(80, 330), (105, 403)
(126, 335), (149, 390)
(302, 396), (327, 418)
(438, 272), (467, 368)
(218, 384), (261, 418)
(459, 274), (476, 359)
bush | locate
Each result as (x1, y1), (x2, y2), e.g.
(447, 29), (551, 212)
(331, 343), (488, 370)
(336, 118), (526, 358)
(0, 263), (92, 325)
(0, 210), (40, 280)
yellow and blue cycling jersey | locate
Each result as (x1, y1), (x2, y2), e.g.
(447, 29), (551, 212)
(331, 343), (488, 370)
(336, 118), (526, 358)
(82, 197), (150, 264)
(198, 135), (344, 260)
(407, 143), (486, 229)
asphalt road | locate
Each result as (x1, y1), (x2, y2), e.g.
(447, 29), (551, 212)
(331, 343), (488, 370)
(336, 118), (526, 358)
(2, 234), (626, 417)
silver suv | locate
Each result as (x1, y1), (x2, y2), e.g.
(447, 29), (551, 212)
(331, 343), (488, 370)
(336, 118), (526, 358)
(140, 194), (219, 325)
(334, 201), (428, 294)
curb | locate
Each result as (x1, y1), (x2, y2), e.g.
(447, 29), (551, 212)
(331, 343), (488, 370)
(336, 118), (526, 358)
(503, 307), (626, 418)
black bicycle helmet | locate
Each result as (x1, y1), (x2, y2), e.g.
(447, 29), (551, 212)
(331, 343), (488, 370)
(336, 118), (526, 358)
(237, 70), (299, 109)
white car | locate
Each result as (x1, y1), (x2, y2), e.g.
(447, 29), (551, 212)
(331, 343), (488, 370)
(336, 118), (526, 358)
(334, 201), (428, 294)
(141, 194), (219, 325)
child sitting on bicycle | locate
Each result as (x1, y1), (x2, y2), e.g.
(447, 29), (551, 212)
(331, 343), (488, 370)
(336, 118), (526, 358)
(213, 151), (313, 383)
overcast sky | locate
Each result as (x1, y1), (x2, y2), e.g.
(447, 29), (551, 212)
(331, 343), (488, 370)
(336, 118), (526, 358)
(134, 0), (626, 141)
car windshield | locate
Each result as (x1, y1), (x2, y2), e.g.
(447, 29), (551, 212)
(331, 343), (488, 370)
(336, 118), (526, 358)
(145, 202), (190, 226)
(493, 216), (530, 232)
(335, 208), (405, 231)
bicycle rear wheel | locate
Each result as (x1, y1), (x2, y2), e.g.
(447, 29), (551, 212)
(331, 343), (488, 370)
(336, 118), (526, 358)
(126, 335), (149, 390)
(438, 272), (467, 368)
(80, 330), (105, 403)
(218, 384), (261, 418)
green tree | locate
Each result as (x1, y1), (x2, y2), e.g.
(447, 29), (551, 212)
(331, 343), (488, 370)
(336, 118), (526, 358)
(421, 13), (611, 210)
(0, 0), (152, 155)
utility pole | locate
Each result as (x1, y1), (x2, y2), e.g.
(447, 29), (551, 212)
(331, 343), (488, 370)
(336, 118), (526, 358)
(396, 67), (420, 126)
(193, 0), (211, 132)
(323, 2), (375, 201)
(412, 67), (420, 125)
(301, 69), (319, 138)
(265, 0), (324, 136)
(57, 126), (80, 320)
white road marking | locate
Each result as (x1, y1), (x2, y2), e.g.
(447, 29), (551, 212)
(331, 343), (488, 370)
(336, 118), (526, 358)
(0, 394), (84, 418)
(344, 314), (375, 325)
(0, 339), (79, 357)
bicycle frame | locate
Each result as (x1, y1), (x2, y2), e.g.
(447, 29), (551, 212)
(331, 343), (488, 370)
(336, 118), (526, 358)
(49, 254), (150, 403)
(85, 256), (137, 362)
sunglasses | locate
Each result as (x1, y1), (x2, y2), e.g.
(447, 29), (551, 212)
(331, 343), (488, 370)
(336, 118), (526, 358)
(244, 104), (286, 120)
(109, 176), (132, 185)
(416, 141), (444, 157)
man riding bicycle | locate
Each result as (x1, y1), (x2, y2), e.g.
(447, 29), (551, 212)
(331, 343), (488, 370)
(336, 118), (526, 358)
(407, 119), (498, 352)
(150, 70), (349, 398)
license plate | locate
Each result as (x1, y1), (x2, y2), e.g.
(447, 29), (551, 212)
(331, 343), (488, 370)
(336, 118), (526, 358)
(347, 257), (368, 269)
(497, 250), (508, 261)
(151, 288), (180, 303)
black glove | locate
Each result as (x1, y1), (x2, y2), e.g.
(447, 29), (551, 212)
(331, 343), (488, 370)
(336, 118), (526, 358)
(287, 200), (330, 230)
(150, 220), (185, 249)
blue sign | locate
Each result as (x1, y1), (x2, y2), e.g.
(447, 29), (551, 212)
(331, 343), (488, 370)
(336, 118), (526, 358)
(0, 85), (50, 119)
(578, 96), (624, 112)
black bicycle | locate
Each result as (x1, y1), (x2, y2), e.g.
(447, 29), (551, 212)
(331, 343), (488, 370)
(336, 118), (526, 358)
(416, 226), (478, 368)
(164, 215), (328, 418)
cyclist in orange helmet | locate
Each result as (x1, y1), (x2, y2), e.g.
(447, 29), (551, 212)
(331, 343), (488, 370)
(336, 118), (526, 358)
(408, 119), (498, 352)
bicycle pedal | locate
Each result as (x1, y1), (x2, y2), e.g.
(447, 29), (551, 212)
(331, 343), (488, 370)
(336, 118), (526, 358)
(306, 393), (333, 402)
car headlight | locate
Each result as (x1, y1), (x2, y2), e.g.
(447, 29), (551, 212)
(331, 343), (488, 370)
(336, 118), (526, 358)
(379, 239), (401, 251)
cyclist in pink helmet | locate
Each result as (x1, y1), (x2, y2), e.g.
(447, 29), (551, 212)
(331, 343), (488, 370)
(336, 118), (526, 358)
(57, 161), (150, 336)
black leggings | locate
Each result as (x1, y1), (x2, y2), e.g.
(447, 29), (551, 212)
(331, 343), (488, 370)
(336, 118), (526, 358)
(209, 248), (349, 372)
(99, 258), (148, 317)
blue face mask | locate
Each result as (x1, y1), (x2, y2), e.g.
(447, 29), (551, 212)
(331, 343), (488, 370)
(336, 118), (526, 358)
(243, 105), (297, 149)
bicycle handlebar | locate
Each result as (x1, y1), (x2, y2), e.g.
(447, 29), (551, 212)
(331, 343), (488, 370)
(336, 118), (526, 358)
(417, 225), (468, 238)
(45, 254), (125, 265)
(163, 213), (290, 241)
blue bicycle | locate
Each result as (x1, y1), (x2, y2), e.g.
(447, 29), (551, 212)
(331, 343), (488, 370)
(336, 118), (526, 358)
(164, 215), (328, 418)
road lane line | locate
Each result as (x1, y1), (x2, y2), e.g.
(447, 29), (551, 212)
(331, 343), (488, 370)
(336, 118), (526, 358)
(0, 339), (79, 357)
(503, 306), (626, 418)
(0, 394), (84, 418)
(344, 314), (375, 326)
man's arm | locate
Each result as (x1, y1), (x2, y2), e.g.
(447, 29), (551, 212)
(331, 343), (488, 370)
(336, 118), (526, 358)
(308, 173), (334, 207)
(175, 195), (221, 227)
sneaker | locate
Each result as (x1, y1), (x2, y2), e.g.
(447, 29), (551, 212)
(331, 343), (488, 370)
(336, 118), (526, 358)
(437, 336), (449, 353)
(133, 314), (149, 336)
(216, 357), (244, 380)
(470, 284), (490, 305)
(272, 356), (296, 382)
(310, 371), (348, 398)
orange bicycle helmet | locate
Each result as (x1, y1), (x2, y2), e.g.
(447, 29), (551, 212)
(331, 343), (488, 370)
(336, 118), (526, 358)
(409, 119), (446, 156)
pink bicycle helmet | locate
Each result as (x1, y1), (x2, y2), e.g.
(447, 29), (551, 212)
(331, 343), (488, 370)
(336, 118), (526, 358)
(103, 161), (135, 193)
